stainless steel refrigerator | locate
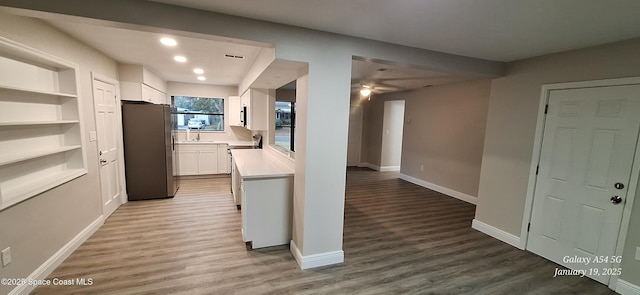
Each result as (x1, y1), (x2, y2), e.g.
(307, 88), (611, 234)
(122, 102), (179, 200)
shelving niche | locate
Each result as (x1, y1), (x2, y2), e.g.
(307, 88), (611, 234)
(0, 36), (87, 210)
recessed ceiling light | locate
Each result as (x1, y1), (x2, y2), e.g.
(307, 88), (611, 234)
(160, 37), (177, 46)
(174, 55), (187, 63)
(197, 76), (206, 81)
(193, 68), (204, 74)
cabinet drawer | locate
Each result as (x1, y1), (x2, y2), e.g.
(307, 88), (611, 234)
(176, 144), (218, 152)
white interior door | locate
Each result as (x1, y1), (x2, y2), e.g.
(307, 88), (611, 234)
(93, 79), (121, 218)
(528, 85), (640, 284)
(347, 105), (363, 166)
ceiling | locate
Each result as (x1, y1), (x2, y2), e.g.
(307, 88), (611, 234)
(47, 17), (462, 92)
(40, 1), (640, 93)
(351, 58), (473, 93)
(152, 0), (640, 62)
(48, 20), (264, 86)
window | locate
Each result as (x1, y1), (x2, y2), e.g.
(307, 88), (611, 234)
(275, 101), (295, 151)
(172, 96), (224, 131)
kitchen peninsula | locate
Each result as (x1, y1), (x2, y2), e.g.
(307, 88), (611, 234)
(231, 149), (294, 249)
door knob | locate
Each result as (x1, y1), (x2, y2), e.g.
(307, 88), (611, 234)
(610, 196), (623, 204)
(100, 159), (107, 164)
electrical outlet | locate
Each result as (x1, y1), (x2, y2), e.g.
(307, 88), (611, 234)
(420, 165), (424, 172)
(636, 247), (640, 261)
(1, 247), (11, 267)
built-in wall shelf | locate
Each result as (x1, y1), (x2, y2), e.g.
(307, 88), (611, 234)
(0, 120), (80, 127)
(0, 145), (82, 167)
(0, 168), (86, 211)
(0, 84), (77, 98)
(0, 36), (86, 211)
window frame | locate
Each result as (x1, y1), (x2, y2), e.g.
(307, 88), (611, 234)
(171, 95), (225, 132)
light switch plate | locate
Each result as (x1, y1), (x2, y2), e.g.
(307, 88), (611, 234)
(1, 247), (11, 267)
(89, 131), (97, 142)
(636, 247), (640, 261)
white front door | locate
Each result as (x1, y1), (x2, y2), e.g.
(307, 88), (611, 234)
(347, 105), (363, 166)
(528, 85), (640, 284)
(93, 79), (121, 218)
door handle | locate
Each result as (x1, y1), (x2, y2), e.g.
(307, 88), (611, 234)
(610, 196), (623, 204)
(100, 159), (107, 164)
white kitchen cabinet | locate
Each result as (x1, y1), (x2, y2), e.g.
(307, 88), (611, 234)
(177, 150), (198, 175)
(241, 176), (293, 249)
(228, 96), (242, 127)
(198, 149), (218, 174)
(0, 36), (87, 211)
(176, 143), (228, 176)
(231, 158), (241, 207)
(231, 149), (294, 249)
(119, 64), (167, 104)
(217, 144), (229, 173)
(239, 88), (269, 130)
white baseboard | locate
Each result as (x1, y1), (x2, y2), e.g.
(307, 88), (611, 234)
(399, 173), (477, 205)
(9, 215), (104, 295)
(358, 162), (380, 171)
(471, 219), (522, 249)
(617, 279), (640, 295)
(380, 165), (400, 172)
(290, 240), (344, 270)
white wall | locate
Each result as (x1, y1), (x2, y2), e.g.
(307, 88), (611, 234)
(167, 81), (252, 142)
(475, 38), (640, 287)
(0, 13), (118, 295)
(363, 80), (491, 197)
(0, 0), (502, 269)
(380, 100), (404, 169)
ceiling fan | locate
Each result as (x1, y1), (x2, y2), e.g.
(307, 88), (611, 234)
(351, 81), (398, 97)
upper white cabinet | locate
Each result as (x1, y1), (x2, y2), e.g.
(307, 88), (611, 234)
(228, 96), (242, 127)
(0, 36), (87, 210)
(118, 64), (167, 104)
(239, 88), (269, 130)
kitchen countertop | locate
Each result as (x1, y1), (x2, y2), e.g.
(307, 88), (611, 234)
(231, 149), (294, 179)
(177, 140), (255, 148)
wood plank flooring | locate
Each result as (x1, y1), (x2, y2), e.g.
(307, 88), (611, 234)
(32, 169), (615, 294)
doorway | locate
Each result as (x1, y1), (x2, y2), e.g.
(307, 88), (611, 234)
(380, 100), (405, 171)
(525, 78), (640, 287)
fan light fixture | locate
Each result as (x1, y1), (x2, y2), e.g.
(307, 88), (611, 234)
(360, 85), (372, 97)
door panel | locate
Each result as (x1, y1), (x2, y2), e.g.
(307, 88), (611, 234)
(93, 79), (121, 218)
(347, 106), (362, 166)
(528, 85), (640, 284)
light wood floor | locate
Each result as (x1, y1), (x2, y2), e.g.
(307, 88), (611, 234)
(32, 169), (614, 294)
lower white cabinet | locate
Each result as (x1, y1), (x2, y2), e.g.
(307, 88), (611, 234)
(241, 176), (293, 249)
(177, 150), (198, 175)
(177, 143), (228, 176)
(198, 150), (218, 174)
(231, 149), (294, 249)
(217, 144), (229, 173)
